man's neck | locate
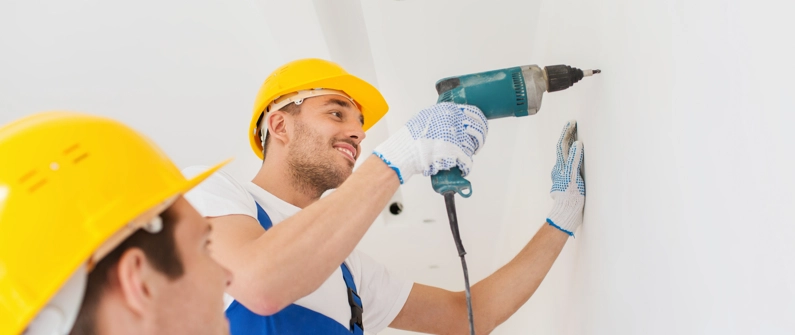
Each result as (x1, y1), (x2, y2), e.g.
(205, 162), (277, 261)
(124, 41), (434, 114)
(93, 296), (146, 335)
(252, 158), (321, 209)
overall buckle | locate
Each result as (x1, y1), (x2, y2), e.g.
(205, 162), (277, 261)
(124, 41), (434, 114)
(346, 287), (364, 332)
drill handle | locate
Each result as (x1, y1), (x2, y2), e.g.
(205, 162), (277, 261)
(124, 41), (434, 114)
(433, 82), (475, 198)
(431, 167), (473, 198)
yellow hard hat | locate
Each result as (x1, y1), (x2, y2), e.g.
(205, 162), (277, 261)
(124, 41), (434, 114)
(249, 58), (389, 159)
(0, 112), (229, 335)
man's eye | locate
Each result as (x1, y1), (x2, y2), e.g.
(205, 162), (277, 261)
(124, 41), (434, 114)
(331, 111), (342, 118)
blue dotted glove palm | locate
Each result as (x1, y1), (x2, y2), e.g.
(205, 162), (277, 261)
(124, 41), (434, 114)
(373, 102), (488, 184)
(546, 120), (586, 237)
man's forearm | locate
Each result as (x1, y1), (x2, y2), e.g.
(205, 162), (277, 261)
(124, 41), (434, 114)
(237, 156), (400, 313)
(470, 223), (569, 332)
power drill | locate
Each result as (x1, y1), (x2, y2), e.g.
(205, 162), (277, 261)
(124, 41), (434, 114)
(432, 64), (600, 197)
(430, 64), (599, 335)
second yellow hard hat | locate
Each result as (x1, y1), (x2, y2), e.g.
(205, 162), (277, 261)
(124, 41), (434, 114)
(0, 111), (228, 335)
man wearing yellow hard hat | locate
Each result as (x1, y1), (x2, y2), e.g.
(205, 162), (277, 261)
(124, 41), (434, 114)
(181, 58), (490, 334)
(185, 58), (580, 334)
(0, 112), (233, 335)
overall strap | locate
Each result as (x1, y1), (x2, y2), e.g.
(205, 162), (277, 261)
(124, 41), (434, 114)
(253, 202), (363, 334)
(256, 202), (273, 230)
(341, 263), (364, 334)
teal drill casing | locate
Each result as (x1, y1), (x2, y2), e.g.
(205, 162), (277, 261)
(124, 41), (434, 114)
(431, 65), (549, 197)
(436, 66), (531, 119)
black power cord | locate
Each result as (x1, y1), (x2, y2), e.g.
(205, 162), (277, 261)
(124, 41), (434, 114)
(443, 192), (475, 335)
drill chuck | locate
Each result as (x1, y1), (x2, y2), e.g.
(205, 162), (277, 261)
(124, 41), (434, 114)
(545, 65), (600, 92)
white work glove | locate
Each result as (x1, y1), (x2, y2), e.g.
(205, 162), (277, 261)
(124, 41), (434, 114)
(546, 120), (586, 237)
(373, 102), (488, 184)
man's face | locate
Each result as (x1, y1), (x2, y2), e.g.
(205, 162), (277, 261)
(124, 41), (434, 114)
(152, 197), (232, 335)
(285, 95), (366, 192)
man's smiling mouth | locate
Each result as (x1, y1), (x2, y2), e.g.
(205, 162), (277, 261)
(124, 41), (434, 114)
(333, 143), (357, 163)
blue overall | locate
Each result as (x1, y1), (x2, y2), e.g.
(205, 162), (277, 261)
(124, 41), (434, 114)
(225, 202), (364, 335)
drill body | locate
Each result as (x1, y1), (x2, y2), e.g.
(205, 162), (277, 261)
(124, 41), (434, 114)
(435, 65), (548, 119)
(431, 64), (597, 196)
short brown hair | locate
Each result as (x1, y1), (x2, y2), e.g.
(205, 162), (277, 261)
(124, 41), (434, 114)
(260, 102), (301, 161)
(69, 206), (183, 335)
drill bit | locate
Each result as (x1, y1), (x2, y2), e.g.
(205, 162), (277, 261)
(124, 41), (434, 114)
(584, 69), (601, 77)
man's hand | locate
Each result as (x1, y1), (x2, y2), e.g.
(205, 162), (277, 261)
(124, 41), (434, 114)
(373, 102), (488, 184)
(547, 120), (586, 236)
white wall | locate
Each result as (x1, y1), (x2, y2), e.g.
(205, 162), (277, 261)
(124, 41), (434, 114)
(492, 0), (795, 334)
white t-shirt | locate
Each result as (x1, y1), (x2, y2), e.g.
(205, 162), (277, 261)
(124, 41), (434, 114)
(183, 167), (413, 333)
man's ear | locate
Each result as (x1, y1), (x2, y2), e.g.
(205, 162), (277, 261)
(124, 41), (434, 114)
(114, 248), (161, 316)
(267, 111), (290, 146)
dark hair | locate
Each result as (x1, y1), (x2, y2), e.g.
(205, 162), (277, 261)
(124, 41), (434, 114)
(69, 206), (183, 335)
(261, 102), (302, 161)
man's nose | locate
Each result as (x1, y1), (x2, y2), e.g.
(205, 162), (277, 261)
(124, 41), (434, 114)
(346, 121), (366, 146)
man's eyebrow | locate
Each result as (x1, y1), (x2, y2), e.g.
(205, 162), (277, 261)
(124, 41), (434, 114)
(324, 98), (352, 109)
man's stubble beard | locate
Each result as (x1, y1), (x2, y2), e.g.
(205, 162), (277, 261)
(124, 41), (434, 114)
(287, 120), (355, 199)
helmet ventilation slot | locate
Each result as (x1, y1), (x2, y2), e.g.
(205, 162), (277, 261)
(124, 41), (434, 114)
(64, 143), (89, 164)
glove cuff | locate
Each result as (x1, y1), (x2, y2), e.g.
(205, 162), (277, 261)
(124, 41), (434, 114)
(373, 127), (418, 184)
(546, 189), (584, 237)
